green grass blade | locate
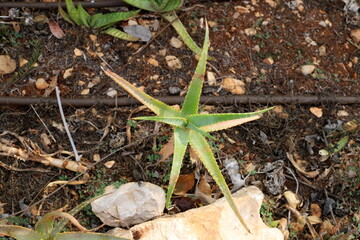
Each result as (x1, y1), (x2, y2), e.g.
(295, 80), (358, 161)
(189, 131), (250, 232)
(0, 225), (43, 240)
(162, 0), (183, 11)
(103, 68), (180, 117)
(181, 21), (209, 116)
(122, 0), (158, 11)
(103, 27), (139, 41)
(56, 232), (131, 240)
(162, 11), (202, 56)
(166, 127), (189, 208)
(90, 13), (103, 27)
(188, 107), (274, 132)
(134, 116), (187, 128)
(65, 0), (81, 26)
(92, 10), (140, 29)
(58, 4), (73, 24)
(77, 3), (91, 27)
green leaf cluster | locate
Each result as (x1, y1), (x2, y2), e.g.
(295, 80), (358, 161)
(0, 197), (129, 240)
(123, 0), (205, 57)
(59, 0), (140, 41)
(104, 23), (273, 232)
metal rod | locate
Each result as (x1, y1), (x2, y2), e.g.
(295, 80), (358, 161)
(0, 95), (359, 107)
(0, 1), (127, 9)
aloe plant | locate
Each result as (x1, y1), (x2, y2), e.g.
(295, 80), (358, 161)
(104, 24), (273, 232)
(123, 0), (204, 56)
(0, 197), (129, 240)
(59, 0), (140, 41)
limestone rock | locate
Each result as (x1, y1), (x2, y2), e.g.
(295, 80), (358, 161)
(91, 182), (165, 227)
(350, 29), (360, 43)
(110, 186), (283, 240)
(165, 55), (182, 69)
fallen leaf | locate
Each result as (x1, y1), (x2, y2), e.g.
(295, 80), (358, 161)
(283, 191), (301, 209)
(310, 203), (322, 217)
(286, 152), (319, 178)
(0, 55), (16, 74)
(189, 145), (201, 164)
(310, 107), (323, 118)
(74, 48), (83, 57)
(35, 78), (49, 90)
(195, 175), (214, 204)
(158, 135), (174, 162)
(48, 21), (65, 39)
(307, 215), (322, 225)
(174, 173), (195, 195)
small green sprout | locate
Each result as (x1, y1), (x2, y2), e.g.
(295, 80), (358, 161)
(59, 0), (140, 41)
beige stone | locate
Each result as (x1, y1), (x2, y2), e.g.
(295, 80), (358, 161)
(350, 29), (360, 43)
(35, 78), (49, 90)
(300, 65), (315, 75)
(165, 55), (182, 69)
(170, 37), (183, 48)
(147, 58), (159, 67)
(234, 6), (250, 13)
(221, 77), (246, 95)
(0, 55), (16, 74)
(109, 186), (283, 240)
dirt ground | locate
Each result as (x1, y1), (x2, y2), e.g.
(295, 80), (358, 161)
(0, 0), (359, 239)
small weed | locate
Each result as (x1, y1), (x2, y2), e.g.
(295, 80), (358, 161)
(295, 49), (303, 62)
(147, 153), (161, 162)
(260, 202), (274, 225)
(127, 119), (138, 128)
(7, 216), (30, 227)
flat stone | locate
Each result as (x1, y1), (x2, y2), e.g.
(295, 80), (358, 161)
(91, 182), (165, 227)
(109, 186), (283, 240)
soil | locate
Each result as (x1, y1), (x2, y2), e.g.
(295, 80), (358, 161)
(0, 0), (359, 239)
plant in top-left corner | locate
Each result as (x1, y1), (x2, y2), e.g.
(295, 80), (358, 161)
(59, 0), (140, 41)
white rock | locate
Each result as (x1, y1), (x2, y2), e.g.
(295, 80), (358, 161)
(91, 182), (165, 227)
(253, 45), (260, 53)
(165, 55), (182, 69)
(350, 29), (360, 43)
(110, 186), (283, 240)
(106, 88), (118, 98)
(206, 71), (216, 86)
(244, 28), (257, 36)
(319, 45), (326, 56)
(170, 37), (183, 48)
(300, 65), (315, 75)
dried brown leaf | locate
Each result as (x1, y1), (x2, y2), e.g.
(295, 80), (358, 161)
(310, 203), (322, 218)
(173, 173), (195, 195)
(283, 191), (301, 209)
(195, 175), (215, 204)
(48, 21), (65, 39)
(286, 152), (319, 178)
(158, 135), (174, 162)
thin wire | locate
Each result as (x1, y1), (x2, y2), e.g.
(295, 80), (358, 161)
(55, 86), (80, 161)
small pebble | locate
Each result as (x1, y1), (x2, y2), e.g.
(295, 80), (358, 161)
(169, 86), (181, 95)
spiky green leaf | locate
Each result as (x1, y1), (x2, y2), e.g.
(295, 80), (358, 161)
(181, 21), (209, 116)
(103, 68), (180, 117)
(188, 131), (250, 232)
(134, 116), (187, 128)
(91, 10), (140, 29)
(188, 108), (274, 132)
(103, 28), (140, 41)
(90, 13), (103, 27)
(162, 11), (202, 56)
(186, 122), (216, 140)
(122, 0), (158, 11)
(77, 3), (91, 27)
(0, 225), (43, 240)
(55, 232), (130, 240)
(166, 127), (190, 208)
(65, 0), (82, 25)
(58, 5), (74, 24)
(162, 0), (183, 11)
